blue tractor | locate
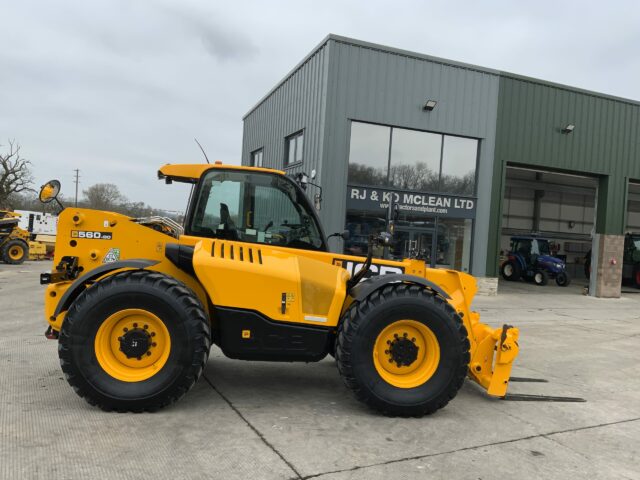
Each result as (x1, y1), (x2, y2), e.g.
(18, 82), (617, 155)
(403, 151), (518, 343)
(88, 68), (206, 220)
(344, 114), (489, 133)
(501, 235), (571, 287)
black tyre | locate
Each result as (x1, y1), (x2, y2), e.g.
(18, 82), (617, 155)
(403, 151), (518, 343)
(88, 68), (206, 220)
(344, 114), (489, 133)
(336, 284), (470, 417)
(555, 271), (571, 287)
(633, 265), (640, 289)
(59, 270), (211, 412)
(533, 270), (549, 286)
(1, 239), (29, 264)
(501, 261), (521, 281)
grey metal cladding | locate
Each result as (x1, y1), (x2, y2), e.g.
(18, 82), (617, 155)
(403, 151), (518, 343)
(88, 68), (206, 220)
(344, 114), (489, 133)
(321, 39), (500, 275)
(241, 41), (330, 183)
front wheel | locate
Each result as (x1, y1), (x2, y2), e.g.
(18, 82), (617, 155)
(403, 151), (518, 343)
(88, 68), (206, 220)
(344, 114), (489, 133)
(58, 270), (211, 412)
(556, 271), (571, 287)
(2, 239), (29, 264)
(533, 270), (549, 286)
(336, 284), (470, 417)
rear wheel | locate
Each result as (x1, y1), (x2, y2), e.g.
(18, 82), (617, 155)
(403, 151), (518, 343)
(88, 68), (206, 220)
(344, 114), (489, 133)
(501, 261), (521, 281)
(2, 239), (28, 264)
(533, 270), (549, 286)
(59, 270), (211, 412)
(336, 284), (470, 417)
(555, 271), (571, 287)
(633, 266), (640, 289)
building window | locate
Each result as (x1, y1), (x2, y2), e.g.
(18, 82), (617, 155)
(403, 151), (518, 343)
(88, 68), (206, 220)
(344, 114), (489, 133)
(347, 122), (391, 185)
(345, 121), (477, 269)
(389, 128), (441, 191)
(285, 130), (304, 165)
(440, 136), (477, 195)
(347, 121), (478, 196)
(250, 148), (263, 167)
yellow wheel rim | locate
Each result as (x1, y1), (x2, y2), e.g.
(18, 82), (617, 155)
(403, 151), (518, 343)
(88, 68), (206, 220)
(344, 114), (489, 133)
(94, 308), (171, 382)
(8, 245), (24, 261)
(373, 319), (440, 389)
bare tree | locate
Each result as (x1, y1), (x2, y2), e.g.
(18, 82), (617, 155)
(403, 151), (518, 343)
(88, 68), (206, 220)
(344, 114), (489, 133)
(83, 183), (125, 210)
(0, 140), (34, 207)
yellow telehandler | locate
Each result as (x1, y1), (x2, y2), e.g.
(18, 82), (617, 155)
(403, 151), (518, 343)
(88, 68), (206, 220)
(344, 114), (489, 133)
(39, 163), (521, 416)
(0, 210), (30, 264)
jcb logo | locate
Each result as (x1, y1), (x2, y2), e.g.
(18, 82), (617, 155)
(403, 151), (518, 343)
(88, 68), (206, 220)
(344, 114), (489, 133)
(333, 259), (404, 278)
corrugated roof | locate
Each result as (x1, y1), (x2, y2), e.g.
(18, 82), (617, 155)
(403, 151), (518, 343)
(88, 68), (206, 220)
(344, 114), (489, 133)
(243, 34), (640, 119)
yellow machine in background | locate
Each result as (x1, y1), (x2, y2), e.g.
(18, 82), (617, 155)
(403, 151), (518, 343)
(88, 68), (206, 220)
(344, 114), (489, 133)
(39, 163), (520, 415)
(0, 211), (30, 264)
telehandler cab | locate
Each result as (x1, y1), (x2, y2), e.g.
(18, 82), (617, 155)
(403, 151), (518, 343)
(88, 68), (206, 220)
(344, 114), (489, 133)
(40, 163), (520, 416)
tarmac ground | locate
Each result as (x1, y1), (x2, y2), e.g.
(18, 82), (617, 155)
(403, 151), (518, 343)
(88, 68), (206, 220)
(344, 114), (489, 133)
(1, 262), (639, 479)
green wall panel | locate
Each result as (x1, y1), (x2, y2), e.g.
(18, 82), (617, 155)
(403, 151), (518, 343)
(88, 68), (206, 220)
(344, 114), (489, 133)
(487, 75), (640, 276)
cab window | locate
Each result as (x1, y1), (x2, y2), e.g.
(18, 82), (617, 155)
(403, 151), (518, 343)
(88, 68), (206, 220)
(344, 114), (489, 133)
(189, 170), (326, 251)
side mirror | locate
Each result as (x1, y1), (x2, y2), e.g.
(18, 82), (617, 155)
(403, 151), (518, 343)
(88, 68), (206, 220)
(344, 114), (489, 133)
(295, 172), (309, 191)
(39, 180), (61, 204)
(376, 232), (393, 247)
(39, 179), (64, 210)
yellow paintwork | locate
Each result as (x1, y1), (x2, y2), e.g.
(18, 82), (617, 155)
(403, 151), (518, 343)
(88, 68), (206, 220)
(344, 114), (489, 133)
(43, 208), (210, 331)
(28, 241), (47, 260)
(192, 239), (349, 327)
(40, 184), (56, 202)
(7, 243), (24, 260)
(0, 211), (30, 261)
(43, 164), (520, 398)
(373, 320), (440, 389)
(94, 308), (171, 382)
(158, 162), (284, 183)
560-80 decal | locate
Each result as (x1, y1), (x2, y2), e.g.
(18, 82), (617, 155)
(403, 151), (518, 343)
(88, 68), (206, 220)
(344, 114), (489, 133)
(71, 230), (113, 240)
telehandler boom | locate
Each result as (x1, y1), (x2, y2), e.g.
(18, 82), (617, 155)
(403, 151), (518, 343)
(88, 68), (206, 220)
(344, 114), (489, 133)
(40, 163), (520, 416)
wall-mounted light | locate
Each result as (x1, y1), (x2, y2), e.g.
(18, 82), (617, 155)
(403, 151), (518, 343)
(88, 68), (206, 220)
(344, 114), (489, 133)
(423, 100), (437, 111)
(562, 124), (575, 134)
(568, 220), (576, 229)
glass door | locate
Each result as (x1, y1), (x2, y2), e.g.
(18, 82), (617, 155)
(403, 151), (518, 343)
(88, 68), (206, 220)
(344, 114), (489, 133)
(391, 227), (435, 264)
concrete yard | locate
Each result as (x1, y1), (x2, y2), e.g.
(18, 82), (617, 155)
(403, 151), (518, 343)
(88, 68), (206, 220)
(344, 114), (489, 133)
(1, 263), (639, 480)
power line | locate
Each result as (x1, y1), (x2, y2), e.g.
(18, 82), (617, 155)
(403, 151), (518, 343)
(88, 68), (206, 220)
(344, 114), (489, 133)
(73, 169), (80, 207)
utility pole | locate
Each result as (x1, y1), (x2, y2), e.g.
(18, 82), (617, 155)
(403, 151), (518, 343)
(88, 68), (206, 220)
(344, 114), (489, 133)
(73, 169), (80, 207)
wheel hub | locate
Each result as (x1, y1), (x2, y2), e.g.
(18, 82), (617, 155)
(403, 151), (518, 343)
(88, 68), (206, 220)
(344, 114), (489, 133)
(387, 334), (419, 367)
(119, 329), (151, 359)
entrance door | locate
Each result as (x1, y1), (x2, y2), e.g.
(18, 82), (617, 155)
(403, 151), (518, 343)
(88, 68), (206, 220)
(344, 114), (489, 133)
(391, 227), (434, 263)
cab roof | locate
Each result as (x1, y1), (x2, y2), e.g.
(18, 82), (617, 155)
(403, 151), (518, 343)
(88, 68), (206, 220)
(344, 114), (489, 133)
(158, 162), (285, 184)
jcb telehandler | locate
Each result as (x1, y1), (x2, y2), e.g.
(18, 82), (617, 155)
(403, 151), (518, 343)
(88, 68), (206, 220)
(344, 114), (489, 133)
(0, 210), (30, 264)
(39, 163), (520, 416)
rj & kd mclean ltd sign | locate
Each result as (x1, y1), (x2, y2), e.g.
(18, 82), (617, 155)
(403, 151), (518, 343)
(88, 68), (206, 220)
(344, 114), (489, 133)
(347, 186), (476, 219)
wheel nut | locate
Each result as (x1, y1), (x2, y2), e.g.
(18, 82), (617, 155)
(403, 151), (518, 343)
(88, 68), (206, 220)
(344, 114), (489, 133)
(118, 337), (123, 341)
(403, 332), (408, 337)
(394, 333), (399, 338)
(151, 332), (156, 337)
(146, 351), (152, 356)
(411, 337), (416, 342)
(133, 323), (138, 328)
(137, 356), (142, 360)
(152, 342), (157, 347)
(388, 358), (393, 363)
(386, 340), (391, 345)
(384, 350), (389, 354)
(144, 324), (148, 329)
(123, 328), (128, 332)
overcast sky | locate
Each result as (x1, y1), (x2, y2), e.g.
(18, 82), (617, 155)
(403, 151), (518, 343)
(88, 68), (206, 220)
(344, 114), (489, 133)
(2, 0), (639, 211)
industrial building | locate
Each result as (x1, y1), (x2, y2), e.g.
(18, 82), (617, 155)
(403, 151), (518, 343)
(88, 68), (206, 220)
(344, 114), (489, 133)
(241, 34), (640, 297)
